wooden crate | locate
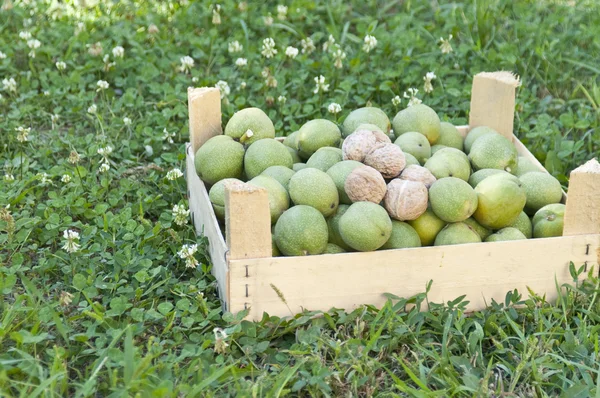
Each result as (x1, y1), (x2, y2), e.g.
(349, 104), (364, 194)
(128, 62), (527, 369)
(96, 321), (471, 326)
(185, 72), (600, 321)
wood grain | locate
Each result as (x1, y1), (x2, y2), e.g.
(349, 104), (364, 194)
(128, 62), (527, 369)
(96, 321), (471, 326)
(564, 159), (600, 236)
(225, 184), (272, 260)
(186, 144), (229, 308)
(188, 87), (222, 154)
(229, 234), (600, 320)
(469, 71), (520, 140)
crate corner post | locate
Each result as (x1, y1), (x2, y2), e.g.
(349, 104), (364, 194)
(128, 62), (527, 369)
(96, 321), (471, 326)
(469, 71), (520, 140)
(224, 183), (272, 319)
(564, 158), (600, 236)
(188, 87), (223, 155)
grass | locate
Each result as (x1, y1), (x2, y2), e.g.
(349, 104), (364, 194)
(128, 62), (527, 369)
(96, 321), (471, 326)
(1, 0), (600, 396)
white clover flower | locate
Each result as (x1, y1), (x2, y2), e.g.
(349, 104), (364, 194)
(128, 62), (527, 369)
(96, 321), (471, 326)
(261, 38), (277, 58)
(313, 75), (329, 94)
(148, 24), (159, 34)
(97, 146), (113, 156)
(215, 80), (230, 98)
(285, 46), (299, 59)
(328, 102), (342, 114)
(213, 327), (229, 353)
(163, 128), (175, 143)
(88, 42), (103, 57)
(331, 45), (346, 69)
(68, 150), (81, 164)
(43, 90), (50, 96)
(235, 57), (247, 67)
(178, 244), (199, 268)
(423, 71), (436, 93)
(179, 55), (194, 73)
(75, 22), (85, 35)
(19, 31), (32, 40)
(56, 61), (66, 71)
(277, 95), (286, 104)
(99, 162), (110, 173)
(404, 88), (422, 107)
(362, 34), (378, 53)
(212, 4), (221, 25)
(123, 117), (132, 126)
(172, 204), (190, 226)
(27, 39), (41, 49)
(265, 76), (277, 88)
(0, 51), (6, 59)
(59, 291), (74, 306)
(263, 14), (274, 26)
(192, 77), (199, 83)
(300, 37), (316, 54)
(166, 168), (183, 180)
(62, 230), (81, 253)
(4, 173), (15, 182)
(392, 95), (402, 107)
(112, 45), (124, 58)
(15, 126), (30, 142)
(61, 174), (71, 183)
(228, 40), (243, 53)
(439, 34), (453, 54)
(87, 104), (97, 114)
(277, 5), (288, 20)
(102, 54), (115, 71)
(322, 34), (336, 53)
(239, 81), (247, 90)
(2, 77), (17, 93)
(37, 172), (51, 185)
(96, 80), (109, 91)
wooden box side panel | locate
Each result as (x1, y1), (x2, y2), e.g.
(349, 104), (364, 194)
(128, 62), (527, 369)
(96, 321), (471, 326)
(186, 144), (230, 307)
(229, 234), (600, 320)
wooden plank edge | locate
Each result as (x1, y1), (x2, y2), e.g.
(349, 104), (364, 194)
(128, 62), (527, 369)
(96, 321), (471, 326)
(228, 234), (600, 320)
(186, 143), (230, 310)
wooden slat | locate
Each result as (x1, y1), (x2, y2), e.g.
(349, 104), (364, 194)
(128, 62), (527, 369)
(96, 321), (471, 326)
(456, 125), (469, 137)
(225, 184), (272, 260)
(564, 159), (600, 236)
(468, 71), (520, 140)
(229, 234), (600, 320)
(186, 144), (229, 307)
(188, 87), (222, 155)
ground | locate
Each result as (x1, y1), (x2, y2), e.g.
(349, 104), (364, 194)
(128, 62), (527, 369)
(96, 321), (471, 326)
(1, 0), (600, 396)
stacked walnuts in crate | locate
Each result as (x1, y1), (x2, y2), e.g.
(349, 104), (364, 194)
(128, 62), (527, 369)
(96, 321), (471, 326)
(195, 105), (566, 257)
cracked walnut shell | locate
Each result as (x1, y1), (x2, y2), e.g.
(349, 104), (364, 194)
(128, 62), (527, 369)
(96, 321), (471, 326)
(384, 179), (428, 221)
(344, 165), (387, 204)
